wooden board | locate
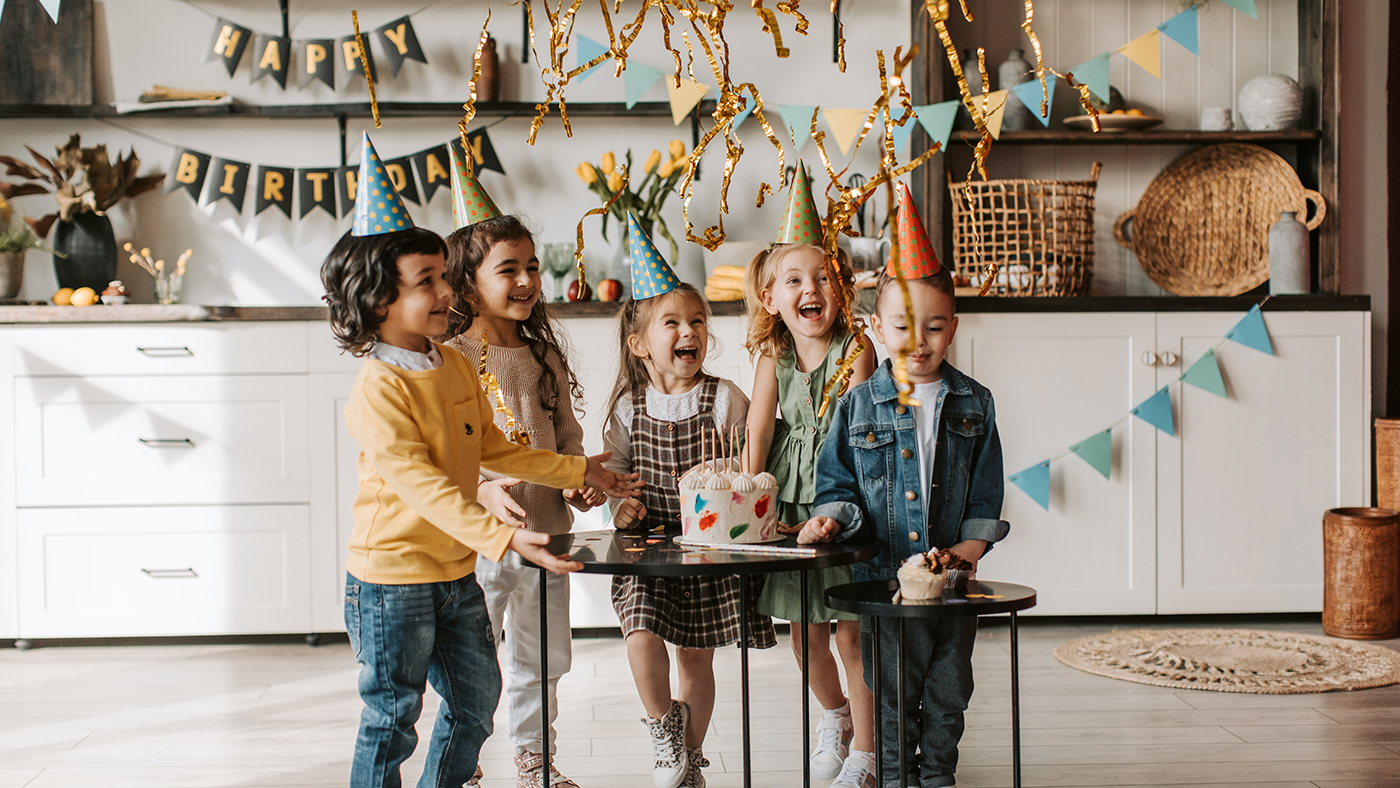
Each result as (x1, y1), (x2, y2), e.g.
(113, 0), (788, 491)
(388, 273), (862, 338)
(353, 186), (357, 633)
(0, 0), (93, 106)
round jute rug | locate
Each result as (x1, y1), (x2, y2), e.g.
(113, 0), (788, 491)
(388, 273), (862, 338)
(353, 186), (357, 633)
(1053, 628), (1400, 694)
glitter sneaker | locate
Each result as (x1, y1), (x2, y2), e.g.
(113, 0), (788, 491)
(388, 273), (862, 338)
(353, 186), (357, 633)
(514, 751), (580, 788)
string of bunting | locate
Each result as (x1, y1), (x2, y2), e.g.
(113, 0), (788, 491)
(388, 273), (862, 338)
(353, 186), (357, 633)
(1007, 301), (1276, 511)
(0, 0), (62, 23)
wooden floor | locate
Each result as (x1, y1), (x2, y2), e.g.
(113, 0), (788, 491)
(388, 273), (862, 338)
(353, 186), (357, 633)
(3, 617), (1400, 787)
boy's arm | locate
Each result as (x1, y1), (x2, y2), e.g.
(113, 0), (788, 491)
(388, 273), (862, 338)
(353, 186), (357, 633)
(959, 393), (1011, 549)
(476, 373), (586, 490)
(809, 395), (867, 541)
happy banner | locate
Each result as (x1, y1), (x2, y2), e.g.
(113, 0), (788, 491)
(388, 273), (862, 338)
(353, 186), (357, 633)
(205, 13), (426, 90)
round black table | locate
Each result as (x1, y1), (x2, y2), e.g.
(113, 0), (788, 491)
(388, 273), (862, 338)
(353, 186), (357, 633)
(531, 529), (877, 788)
(827, 579), (1037, 788)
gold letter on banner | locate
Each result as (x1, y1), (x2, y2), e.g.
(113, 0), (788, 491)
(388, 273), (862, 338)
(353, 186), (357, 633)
(306, 44), (326, 73)
(259, 39), (282, 71)
(176, 154), (201, 184)
(383, 23), (409, 55)
(214, 25), (242, 58)
(342, 169), (357, 201)
(219, 164), (239, 195)
(264, 170), (285, 202)
(306, 171), (329, 202)
(385, 164), (408, 192)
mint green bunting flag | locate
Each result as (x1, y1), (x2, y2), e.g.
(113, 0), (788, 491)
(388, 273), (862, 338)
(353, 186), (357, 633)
(1070, 53), (1111, 103)
(38, 0), (60, 22)
(1218, 0), (1258, 19)
(884, 109), (916, 154)
(575, 35), (610, 82)
(1180, 348), (1227, 397)
(728, 99), (755, 137)
(1158, 7), (1199, 56)
(1069, 429), (1112, 480)
(1131, 387), (1175, 437)
(915, 101), (959, 151)
(623, 62), (664, 109)
(1009, 461), (1051, 511)
(1009, 77), (1055, 127)
(1225, 304), (1274, 356)
(778, 105), (818, 153)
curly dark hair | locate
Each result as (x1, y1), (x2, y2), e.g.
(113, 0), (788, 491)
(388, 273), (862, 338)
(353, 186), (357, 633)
(320, 227), (449, 356)
(443, 215), (584, 415)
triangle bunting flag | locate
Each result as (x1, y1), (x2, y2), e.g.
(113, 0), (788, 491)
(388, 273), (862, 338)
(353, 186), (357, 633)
(1009, 461), (1051, 511)
(727, 99), (755, 138)
(667, 78), (710, 125)
(1225, 304), (1274, 356)
(778, 105), (819, 153)
(1180, 349), (1227, 397)
(37, 0), (60, 23)
(914, 101), (959, 151)
(574, 34), (610, 82)
(1010, 77), (1055, 127)
(823, 108), (868, 156)
(1069, 429), (1113, 480)
(1158, 7), (1200, 56)
(1131, 387), (1175, 437)
(1070, 54), (1111, 103)
(981, 90), (1010, 139)
(1219, 0), (1258, 19)
(623, 62), (664, 109)
(886, 109), (916, 154)
(1118, 29), (1161, 79)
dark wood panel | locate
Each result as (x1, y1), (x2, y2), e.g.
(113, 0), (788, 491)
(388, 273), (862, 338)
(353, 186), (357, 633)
(949, 129), (1321, 146)
(0, 0), (93, 106)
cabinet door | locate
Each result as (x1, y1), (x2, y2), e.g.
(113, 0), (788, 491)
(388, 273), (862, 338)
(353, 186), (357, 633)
(308, 373), (360, 633)
(951, 313), (1158, 615)
(0, 328), (14, 639)
(1155, 311), (1370, 614)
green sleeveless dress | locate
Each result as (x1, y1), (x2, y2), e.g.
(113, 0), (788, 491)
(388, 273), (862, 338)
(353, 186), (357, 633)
(756, 331), (858, 623)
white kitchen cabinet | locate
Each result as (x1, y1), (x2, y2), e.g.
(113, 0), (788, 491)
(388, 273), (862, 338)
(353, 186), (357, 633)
(11, 322), (307, 377)
(308, 371), (360, 633)
(0, 328), (14, 640)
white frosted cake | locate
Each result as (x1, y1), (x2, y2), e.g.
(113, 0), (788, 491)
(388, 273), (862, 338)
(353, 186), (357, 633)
(677, 464), (782, 544)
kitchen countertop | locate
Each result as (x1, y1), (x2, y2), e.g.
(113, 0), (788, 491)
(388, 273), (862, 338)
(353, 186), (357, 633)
(0, 295), (1369, 323)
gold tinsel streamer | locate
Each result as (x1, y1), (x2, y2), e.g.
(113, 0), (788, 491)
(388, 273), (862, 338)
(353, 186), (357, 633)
(574, 166), (629, 289)
(459, 9), (493, 165)
(351, 12), (381, 128)
(831, 0), (846, 72)
(753, 4), (790, 58)
(1020, 0), (1050, 120)
(478, 331), (531, 446)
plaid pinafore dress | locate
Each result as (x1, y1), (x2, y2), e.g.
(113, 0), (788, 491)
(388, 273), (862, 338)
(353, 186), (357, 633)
(610, 377), (776, 650)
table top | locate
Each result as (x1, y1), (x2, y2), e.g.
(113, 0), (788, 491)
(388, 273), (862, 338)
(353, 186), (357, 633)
(826, 579), (1037, 617)
(532, 530), (879, 577)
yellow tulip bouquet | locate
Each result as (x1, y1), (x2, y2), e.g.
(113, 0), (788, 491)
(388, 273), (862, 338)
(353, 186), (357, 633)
(576, 140), (687, 264)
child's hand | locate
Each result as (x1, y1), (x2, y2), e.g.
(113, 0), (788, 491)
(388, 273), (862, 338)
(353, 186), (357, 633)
(613, 498), (647, 530)
(478, 478), (527, 528)
(584, 452), (644, 498)
(796, 516), (841, 544)
(776, 520), (804, 535)
(508, 529), (583, 574)
(946, 539), (989, 576)
(580, 487), (608, 507)
(562, 488), (596, 512)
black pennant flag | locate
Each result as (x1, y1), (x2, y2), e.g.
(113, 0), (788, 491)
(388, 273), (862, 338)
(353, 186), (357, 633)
(206, 18), (252, 77)
(298, 168), (337, 218)
(201, 158), (251, 211)
(339, 34), (377, 84)
(336, 165), (359, 218)
(164, 149), (211, 200)
(412, 144), (452, 203)
(374, 16), (427, 77)
(451, 129), (506, 176)
(250, 34), (291, 89)
(384, 157), (420, 205)
(254, 166), (294, 218)
(297, 39), (335, 90)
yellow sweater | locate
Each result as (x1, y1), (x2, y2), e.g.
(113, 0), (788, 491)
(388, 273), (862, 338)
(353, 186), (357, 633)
(344, 342), (586, 584)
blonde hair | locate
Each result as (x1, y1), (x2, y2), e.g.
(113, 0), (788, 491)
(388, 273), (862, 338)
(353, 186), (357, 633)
(607, 284), (712, 418)
(743, 243), (855, 359)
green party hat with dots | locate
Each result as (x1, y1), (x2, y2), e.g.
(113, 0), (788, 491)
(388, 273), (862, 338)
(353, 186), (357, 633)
(352, 132), (415, 237)
(775, 160), (822, 244)
(627, 213), (681, 300)
(450, 143), (502, 229)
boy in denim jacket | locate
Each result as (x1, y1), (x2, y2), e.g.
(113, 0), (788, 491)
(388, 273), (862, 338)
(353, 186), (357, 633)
(799, 269), (1009, 788)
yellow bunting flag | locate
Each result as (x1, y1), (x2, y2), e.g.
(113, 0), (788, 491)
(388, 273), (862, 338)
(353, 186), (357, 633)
(822, 108), (868, 156)
(667, 79), (710, 126)
(1118, 29), (1161, 79)
(982, 90), (1010, 139)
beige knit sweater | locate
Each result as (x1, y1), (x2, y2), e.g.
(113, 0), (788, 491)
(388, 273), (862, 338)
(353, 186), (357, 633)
(446, 336), (586, 536)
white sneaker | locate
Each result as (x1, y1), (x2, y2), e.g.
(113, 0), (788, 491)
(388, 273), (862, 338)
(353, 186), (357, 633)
(829, 750), (877, 788)
(811, 703), (854, 780)
(644, 699), (690, 788)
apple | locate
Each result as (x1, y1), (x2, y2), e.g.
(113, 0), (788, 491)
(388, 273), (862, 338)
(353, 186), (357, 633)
(567, 279), (591, 302)
(597, 278), (623, 302)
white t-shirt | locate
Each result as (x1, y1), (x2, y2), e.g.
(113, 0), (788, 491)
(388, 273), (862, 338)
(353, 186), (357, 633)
(912, 380), (944, 500)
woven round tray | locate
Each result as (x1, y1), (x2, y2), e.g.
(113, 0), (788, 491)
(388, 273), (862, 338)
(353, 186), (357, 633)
(1114, 144), (1325, 296)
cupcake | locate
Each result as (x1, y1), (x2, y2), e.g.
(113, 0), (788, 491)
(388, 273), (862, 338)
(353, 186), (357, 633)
(896, 552), (946, 601)
(934, 549), (974, 591)
(101, 280), (129, 305)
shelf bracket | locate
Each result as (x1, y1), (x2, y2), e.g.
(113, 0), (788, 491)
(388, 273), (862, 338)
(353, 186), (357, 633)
(691, 109), (701, 182)
(338, 114), (348, 168)
(522, 1), (530, 63)
(278, 0), (289, 40)
(832, 0), (841, 63)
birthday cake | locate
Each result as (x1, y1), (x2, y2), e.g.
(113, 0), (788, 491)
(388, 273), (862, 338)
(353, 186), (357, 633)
(678, 462), (782, 545)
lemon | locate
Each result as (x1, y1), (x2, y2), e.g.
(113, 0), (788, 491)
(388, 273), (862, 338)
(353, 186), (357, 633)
(69, 287), (98, 307)
(1126, 108), (1145, 116)
(52, 288), (74, 305)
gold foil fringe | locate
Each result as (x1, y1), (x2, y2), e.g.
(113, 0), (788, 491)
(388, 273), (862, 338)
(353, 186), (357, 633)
(459, 9), (493, 168)
(478, 330), (532, 445)
(575, 165), (629, 289)
(351, 12), (381, 128)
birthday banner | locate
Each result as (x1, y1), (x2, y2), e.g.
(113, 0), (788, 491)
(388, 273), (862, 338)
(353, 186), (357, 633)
(204, 12), (427, 90)
(1008, 303), (1274, 511)
(162, 129), (503, 220)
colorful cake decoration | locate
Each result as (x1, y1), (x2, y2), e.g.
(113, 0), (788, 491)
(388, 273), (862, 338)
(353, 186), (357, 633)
(627, 212), (681, 300)
(884, 181), (941, 279)
(775, 160), (822, 244)
(450, 144), (501, 229)
(352, 132), (415, 237)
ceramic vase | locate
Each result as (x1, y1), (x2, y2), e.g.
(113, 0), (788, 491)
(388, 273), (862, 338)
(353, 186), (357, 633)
(1238, 74), (1304, 131)
(998, 49), (1036, 132)
(478, 37), (500, 102)
(0, 251), (22, 299)
(52, 211), (117, 293)
(1268, 211), (1310, 294)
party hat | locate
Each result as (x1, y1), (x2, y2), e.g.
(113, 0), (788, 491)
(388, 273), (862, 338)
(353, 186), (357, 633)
(627, 213), (681, 300)
(884, 182), (940, 278)
(450, 143), (501, 229)
(352, 132), (415, 237)
(776, 161), (822, 244)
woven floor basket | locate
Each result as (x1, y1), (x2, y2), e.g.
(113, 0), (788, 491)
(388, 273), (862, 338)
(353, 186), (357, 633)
(948, 162), (1101, 296)
(1115, 143), (1325, 297)
(1323, 508), (1400, 640)
(1377, 419), (1400, 510)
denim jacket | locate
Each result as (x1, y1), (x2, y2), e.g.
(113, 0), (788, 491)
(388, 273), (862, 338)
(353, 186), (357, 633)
(812, 359), (1009, 578)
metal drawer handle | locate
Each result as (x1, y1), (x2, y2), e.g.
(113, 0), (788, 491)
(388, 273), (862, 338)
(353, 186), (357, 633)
(1141, 352), (1158, 367)
(138, 437), (195, 447)
(137, 346), (194, 357)
(141, 567), (198, 579)
(1158, 351), (1179, 366)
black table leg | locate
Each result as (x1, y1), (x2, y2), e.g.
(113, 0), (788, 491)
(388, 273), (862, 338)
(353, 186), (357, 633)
(540, 567), (551, 784)
(897, 618), (906, 788)
(739, 575), (752, 788)
(1011, 611), (1021, 788)
(800, 569), (810, 788)
(871, 615), (882, 788)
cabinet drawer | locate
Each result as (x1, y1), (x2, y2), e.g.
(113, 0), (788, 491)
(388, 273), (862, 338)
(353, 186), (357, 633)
(17, 505), (311, 638)
(308, 322), (366, 374)
(15, 375), (308, 507)
(11, 323), (307, 376)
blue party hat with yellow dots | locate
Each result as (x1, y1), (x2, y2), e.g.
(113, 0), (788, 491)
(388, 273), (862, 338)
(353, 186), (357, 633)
(352, 132), (415, 237)
(627, 213), (681, 300)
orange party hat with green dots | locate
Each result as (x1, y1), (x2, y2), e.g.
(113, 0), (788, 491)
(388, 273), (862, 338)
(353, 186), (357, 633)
(352, 132), (415, 236)
(628, 213), (681, 300)
(884, 181), (940, 278)
(450, 143), (502, 229)
(776, 161), (822, 244)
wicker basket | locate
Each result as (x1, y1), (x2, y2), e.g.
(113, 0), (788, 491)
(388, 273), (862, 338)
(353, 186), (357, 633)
(948, 162), (1101, 297)
(1322, 507), (1400, 640)
(1377, 419), (1400, 511)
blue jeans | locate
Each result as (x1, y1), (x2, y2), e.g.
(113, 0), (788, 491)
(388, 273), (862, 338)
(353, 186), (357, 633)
(345, 573), (501, 788)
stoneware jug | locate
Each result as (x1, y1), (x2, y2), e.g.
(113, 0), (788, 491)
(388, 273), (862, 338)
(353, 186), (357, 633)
(998, 49), (1035, 132)
(1268, 211), (1310, 294)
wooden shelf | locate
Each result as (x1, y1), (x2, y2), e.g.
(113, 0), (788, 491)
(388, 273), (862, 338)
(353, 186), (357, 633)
(0, 100), (718, 120)
(948, 129), (1322, 145)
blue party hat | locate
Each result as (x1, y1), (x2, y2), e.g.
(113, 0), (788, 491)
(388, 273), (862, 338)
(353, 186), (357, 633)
(352, 132), (414, 237)
(627, 213), (680, 300)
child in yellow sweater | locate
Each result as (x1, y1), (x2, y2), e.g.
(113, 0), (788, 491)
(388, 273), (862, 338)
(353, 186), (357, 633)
(321, 223), (642, 788)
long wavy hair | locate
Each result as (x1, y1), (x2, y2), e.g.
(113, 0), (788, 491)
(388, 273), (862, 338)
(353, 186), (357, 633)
(320, 227), (448, 356)
(606, 284), (712, 418)
(442, 215), (583, 415)
(743, 242), (855, 360)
